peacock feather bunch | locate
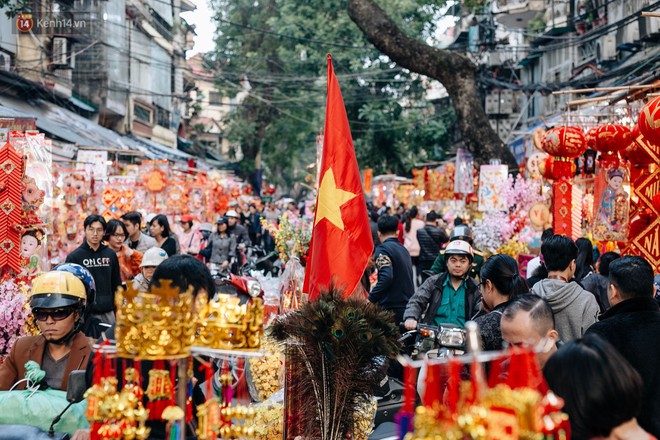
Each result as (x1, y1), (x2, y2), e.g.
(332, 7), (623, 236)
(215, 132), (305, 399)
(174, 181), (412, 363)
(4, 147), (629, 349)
(268, 285), (401, 440)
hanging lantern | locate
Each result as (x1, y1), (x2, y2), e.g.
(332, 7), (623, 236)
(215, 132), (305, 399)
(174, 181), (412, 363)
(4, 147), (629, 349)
(638, 95), (660, 146)
(593, 124), (632, 167)
(542, 126), (587, 180)
(585, 127), (599, 150)
(541, 126), (587, 237)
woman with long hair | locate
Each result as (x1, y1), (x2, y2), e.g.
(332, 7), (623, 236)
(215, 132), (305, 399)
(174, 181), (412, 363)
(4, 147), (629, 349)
(474, 254), (529, 351)
(403, 206), (425, 285)
(544, 334), (653, 440)
(148, 214), (177, 256)
(104, 219), (143, 284)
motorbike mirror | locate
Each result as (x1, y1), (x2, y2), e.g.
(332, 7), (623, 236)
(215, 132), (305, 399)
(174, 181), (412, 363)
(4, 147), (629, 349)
(66, 370), (87, 403)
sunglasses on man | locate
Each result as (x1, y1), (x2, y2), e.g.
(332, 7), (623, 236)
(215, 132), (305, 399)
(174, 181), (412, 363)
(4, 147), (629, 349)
(33, 308), (75, 322)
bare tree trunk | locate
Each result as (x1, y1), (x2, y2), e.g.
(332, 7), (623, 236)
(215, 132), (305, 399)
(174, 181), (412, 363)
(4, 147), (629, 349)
(347, 0), (518, 168)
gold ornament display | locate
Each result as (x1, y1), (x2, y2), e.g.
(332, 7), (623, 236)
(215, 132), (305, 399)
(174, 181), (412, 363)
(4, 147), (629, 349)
(84, 369), (150, 440)
(247, 339), (283, 401)
(249, 403), (283, 440)
(196, 397), (222, 440)
(194, 294), (264, 351)
(115, 281), (195, 359)
(145, 369), (173, 401)
(405, 382), (568, 440)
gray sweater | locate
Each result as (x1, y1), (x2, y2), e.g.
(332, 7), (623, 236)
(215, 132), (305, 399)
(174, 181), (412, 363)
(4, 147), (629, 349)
(531, 279), (599, 342)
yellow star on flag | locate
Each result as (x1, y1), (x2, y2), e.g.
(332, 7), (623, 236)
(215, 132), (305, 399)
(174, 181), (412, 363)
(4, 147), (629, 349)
(315, 168), (358, 230)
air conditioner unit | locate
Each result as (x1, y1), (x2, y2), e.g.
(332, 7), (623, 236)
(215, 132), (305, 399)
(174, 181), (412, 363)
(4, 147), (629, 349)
(639, 16), (660, 40)
(597, 35), (617, 63)
(0, 52), (10, 71)
(51, 37), (68, 66)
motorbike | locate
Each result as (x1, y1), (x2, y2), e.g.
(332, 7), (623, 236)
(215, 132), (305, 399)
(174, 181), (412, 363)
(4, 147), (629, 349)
(242, 245), (279, 277)
(400, 323), (467, 360)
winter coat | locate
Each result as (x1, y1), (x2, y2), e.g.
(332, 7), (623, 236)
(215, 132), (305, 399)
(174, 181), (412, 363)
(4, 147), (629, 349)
(531, 278), (599, 342)
(202, 232), (237, 265)
(580, 271), (609, 312)
(369, 237), (415, 324)
(416, 224), (449, 265)
(474, 301), (510, 351)
(404, 272), (480, 326)
(228, 223), (251, 247)
(586, 297), (660, 437)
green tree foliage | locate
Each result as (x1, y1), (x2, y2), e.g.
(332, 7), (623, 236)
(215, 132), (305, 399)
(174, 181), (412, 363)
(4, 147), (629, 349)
(208, 0), (455, 187)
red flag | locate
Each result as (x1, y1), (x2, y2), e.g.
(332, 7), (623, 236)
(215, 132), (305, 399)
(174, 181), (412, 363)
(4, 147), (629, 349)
(303, 55), (373, 301)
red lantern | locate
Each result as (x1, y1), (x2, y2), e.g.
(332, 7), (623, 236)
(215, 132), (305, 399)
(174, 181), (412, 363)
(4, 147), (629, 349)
(594, 124), (632, 153)
(638, 96), (660, 146)
(541, 126), (587, 158)
(585, 127), (598, 150)
(593, 124), (632, 167)
(538, 156), (554, 180)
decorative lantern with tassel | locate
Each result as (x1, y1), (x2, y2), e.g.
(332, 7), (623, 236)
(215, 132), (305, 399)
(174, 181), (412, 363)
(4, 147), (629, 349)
(541, 126), (587, 237)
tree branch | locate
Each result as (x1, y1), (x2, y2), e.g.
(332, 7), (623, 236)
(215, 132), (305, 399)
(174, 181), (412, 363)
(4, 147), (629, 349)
(347, 0), (518, 168)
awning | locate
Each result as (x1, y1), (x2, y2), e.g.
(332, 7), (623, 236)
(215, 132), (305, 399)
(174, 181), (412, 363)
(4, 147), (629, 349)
(69, 95), (97, 113)
(0, 95), (147, 157)
(518, 51), (542, 67)
(130, 135), (193, 161)
(0, 97), (92, 145)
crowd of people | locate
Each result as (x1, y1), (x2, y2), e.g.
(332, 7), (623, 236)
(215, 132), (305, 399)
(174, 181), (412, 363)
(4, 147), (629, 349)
(1, 198), (659, 440)
(366, 203), (660, 439)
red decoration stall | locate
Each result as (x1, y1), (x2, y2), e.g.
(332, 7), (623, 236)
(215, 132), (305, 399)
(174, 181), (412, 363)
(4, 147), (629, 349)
(541, 126), (587, 237)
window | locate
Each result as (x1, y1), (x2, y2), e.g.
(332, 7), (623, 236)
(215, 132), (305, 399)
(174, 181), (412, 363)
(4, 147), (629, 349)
(156, 106), (171, 128)
(134, 103), (153, 125)
(208, 91), (222, 106)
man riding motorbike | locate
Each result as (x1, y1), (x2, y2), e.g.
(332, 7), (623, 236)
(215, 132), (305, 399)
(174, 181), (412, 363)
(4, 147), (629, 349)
(0, 271), (91, 391)
(403, 240), (481, 331)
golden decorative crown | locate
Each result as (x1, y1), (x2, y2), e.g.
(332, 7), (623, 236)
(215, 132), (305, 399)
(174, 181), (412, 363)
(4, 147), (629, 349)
(115, 281), (195, 359)
(194, 294), (264, 351)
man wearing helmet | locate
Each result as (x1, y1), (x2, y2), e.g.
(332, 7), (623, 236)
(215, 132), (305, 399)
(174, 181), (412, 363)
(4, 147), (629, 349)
(429, 224), (485, 279)
(0, 271), (91, 391)
(403, 240), (481, 330)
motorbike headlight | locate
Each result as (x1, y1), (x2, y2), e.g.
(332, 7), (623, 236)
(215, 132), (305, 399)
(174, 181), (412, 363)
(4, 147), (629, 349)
(439, 328), (466, 348)
(246, 279), (262, 298)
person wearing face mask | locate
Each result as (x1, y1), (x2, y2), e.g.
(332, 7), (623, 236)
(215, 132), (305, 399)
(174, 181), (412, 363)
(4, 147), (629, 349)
(197, 222), (213, 263)
(0, 271), (91, 391)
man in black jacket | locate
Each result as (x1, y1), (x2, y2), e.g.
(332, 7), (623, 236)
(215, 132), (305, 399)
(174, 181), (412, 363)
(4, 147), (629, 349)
(416, 211), (448, 282)
(404, 240), (480, 330)
(66, 214), (121, 331)
(585, 256), (660, 437)
(369, 214), (415, 326)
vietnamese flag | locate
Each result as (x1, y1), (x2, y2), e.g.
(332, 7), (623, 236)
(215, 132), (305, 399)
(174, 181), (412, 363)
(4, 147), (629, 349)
(303, 55), (373, 301)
